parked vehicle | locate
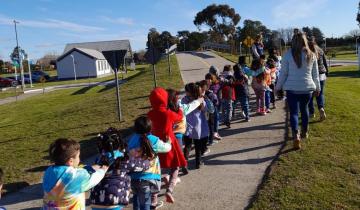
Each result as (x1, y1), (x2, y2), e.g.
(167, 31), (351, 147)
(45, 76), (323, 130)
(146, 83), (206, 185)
(0, 77), (17, 87)
(32, 71), (50, 80)
(7, 75), (32, 84)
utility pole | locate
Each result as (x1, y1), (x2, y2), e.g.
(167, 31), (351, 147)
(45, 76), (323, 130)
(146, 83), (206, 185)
(113, 52), (122, 122)
(14, 20), (25, 91)
(27, 56), (33, 87)
(167, 40), (171, 75)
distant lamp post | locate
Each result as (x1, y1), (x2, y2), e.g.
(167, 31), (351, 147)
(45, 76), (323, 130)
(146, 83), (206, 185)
(323, 37), (327, 52)
(70, 54), (77, 80)
(239, 42), (242, 55)
(356, 36), (359, 55)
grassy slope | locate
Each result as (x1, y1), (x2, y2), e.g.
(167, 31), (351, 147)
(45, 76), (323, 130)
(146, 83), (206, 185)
(0, 56), (183, 193)
(251, 66), (360, 209)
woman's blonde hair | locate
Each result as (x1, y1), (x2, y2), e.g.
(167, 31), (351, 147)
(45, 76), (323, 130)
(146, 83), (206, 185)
(291, 32), (313, 68)
(308, 36), (321, 59)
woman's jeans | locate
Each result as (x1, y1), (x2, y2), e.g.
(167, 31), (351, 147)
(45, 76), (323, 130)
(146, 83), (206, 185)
(309, 80), (325, 114)
(132, 180), (151, 210)
(265, 90), (271, 110)
(286, 91), (312, 134)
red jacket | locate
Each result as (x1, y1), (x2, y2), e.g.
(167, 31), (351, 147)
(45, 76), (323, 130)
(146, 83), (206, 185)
(221, 85), (236, 101)
(148, 87), (187, 168)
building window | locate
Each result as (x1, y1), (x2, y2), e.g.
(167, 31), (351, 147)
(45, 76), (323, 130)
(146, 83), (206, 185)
(97, 61), (100, 70)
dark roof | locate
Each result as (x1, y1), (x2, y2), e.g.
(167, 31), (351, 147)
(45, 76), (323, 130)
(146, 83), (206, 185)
(63, 40), (131, 53)
(56, 48), (106, 62)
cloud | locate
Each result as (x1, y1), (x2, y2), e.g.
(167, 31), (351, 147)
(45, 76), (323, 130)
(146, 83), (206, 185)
(0, 14), (105, 32)
(272, 0), (328, 23)
(100, 16), (134, 25)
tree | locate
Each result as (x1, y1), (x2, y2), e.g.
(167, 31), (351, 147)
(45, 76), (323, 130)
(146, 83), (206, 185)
(194, 4), (240, 42)
(311, 27), (325, 44)
(357, 1), (360, 26)
(238, 19), (269, 41)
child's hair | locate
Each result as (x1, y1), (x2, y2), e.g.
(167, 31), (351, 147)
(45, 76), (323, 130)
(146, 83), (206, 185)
(251, 59), (262, 71)
(205, 73), (213, 81)
(266, 58), (276, 68)
(260, 54), (266, 60)
(199, 80), (208, 89)
(96, 127), (126, 166)
(167, 88), (179, 112)
(134, 116), (156, 160)
(223, 65), (232, 72)
(185, 82), (200, 99)
(49, 138), (80, 165)
(233, 65), (243, 81)
(238, 56), (246, 65)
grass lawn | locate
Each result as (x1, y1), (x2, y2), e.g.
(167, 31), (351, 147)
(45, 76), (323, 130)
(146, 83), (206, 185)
(0, 88), (22, 99)
(0, 56), (183, 194)
(250, 65), (360, 209)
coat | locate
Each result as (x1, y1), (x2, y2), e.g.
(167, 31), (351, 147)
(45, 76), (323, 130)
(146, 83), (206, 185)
(148, 87), (187, 168)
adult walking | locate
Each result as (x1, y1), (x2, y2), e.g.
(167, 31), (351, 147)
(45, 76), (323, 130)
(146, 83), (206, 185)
(275, 32), (321, 150)
(251, 34), (265, 60)
(308, 36), (328, 121)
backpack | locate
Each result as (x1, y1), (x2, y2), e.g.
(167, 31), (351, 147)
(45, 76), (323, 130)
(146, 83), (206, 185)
(204, 97), (215, 114)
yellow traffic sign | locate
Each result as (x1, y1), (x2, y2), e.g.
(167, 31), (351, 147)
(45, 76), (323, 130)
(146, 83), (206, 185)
(243, 36), (254, 48)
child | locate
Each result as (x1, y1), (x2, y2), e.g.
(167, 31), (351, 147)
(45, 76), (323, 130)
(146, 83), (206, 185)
(147, 87), (187, 204)
(90, 128), (150, 210)
(219, 65), (233, 81)
(200, 79), (218, 145)
(128, 116), (172, 209)
(233, 64), (250, 122)
(251, 59), (267, 115)
(221, 71), (236, 128)
(182, 83), (209, 169)
(207, 73), (222, 141)
(266, 59), (278, 110)
(167, 88), (204, 175)
(43, 138), (107, 209)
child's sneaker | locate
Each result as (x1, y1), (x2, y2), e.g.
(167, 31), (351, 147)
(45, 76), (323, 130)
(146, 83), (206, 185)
(202, 148), (211, 156)
(175, 177), (181, 185)
(319, 108), (326, 121)
(245, 117), (251, 122)
(151, 201), (164, 209)
(241, 111), (246, 118)
(266, 109), (272, 113)
(213, 132), (222, 140)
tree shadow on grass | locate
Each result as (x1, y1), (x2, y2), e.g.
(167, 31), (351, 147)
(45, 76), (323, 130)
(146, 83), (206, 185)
(71, 85), (96, 95)
(329, 70), (360, 78)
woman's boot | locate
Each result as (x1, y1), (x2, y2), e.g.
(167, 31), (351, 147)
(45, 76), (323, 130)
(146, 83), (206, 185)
(292, 130), (301, 150)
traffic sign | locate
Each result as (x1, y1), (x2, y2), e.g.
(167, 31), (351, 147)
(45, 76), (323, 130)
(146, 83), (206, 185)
(243, 36), (254, 48)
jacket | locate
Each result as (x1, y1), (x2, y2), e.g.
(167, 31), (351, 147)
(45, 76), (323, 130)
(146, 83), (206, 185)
(42, 165), (106, 209)
(275, 50), (320, 92)
(128, 134), (171, 180)
(148, 87), (187, 168)
(182, 96), (209, 139)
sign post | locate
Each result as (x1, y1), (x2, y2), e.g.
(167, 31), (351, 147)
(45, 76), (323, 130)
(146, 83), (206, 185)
(145, 37), (161, 88)
(112, 51), (122, 122)
(243, 36), (254, 64)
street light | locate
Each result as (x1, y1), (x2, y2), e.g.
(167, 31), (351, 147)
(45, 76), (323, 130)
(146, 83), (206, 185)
(70, 54), (77, 80)
(13, 20), (25, 91)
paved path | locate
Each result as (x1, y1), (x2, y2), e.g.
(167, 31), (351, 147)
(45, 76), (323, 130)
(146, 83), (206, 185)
(0, 80), (119, 106)
(0, 51), (286, 210)
(329, 59), (358, 67)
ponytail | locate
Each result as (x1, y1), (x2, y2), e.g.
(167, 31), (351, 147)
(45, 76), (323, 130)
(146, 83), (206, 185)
(140, 134), (156, 160)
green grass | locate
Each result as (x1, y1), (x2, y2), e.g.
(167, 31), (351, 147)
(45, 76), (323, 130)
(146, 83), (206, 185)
(251, 65), (360, 210)
(0, 56), (183, 193)
(0, 88), (22, 99)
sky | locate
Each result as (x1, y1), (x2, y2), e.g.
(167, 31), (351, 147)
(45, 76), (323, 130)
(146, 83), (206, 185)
(0, 0), (358, 60)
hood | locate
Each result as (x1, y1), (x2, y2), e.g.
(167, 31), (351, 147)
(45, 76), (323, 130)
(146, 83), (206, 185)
(149, 87), (168, 109)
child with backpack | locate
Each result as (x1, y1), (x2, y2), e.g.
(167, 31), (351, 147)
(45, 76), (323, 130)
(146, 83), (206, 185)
(207, 73), (222, 141)
(221, 66), (236, 128)
(90, 128), (150, 210)
(201, 78), (218, 145)
(42, 138), (108, 209)
(233, 64), (250, 122)
(128, 116), (172, 210)
(266, 59), (278, 110)
(251, 59), (267, 115)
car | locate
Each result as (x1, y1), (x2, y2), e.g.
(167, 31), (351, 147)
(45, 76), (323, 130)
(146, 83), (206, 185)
(7, 75), (32, 84)
(0, 77), (17, 87)
(32, 71), (50, 80)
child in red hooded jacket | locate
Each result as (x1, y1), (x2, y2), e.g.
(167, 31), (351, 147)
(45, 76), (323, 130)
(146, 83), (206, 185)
(147, 87), (187, 204)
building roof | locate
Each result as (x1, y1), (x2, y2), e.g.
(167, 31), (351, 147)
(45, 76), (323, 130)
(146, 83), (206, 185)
(63, 40), (131, 53)
(56, 48), (106, 62)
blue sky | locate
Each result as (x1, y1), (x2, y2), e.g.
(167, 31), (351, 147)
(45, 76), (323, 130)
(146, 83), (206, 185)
(0, 0), (358, 60)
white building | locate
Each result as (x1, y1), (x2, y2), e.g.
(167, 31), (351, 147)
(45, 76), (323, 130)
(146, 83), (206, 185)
(56, 40), (132, 80)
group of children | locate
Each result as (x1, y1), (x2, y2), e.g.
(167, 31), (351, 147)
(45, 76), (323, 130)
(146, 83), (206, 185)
(36, 49), (283, 210)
